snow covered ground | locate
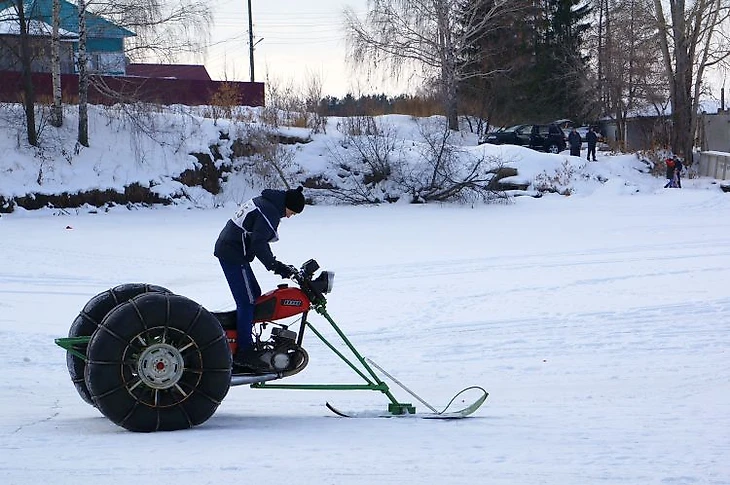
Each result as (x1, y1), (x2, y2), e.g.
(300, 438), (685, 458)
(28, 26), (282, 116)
(1, 103), (729, 483)
(1, 186), (729, 484)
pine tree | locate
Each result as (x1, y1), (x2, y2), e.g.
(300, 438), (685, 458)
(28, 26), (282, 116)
(530, 0), (592, 121)
(455, 0), (533, 125)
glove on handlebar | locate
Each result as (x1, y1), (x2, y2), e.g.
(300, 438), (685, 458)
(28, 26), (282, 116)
(272, 261), (297, 279)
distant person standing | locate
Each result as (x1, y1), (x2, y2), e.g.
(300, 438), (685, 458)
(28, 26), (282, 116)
(664, 156), (683, 188)
(586, 127), (598, 161)
(673, 156), (684, 188)
(568, 127), (582, 157)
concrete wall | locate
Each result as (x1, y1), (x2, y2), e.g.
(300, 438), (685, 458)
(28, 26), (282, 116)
(698, 151), (730, 180)
(700, 112), (730, 152)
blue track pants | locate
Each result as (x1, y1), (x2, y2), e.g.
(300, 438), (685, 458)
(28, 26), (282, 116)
(219, 260), (261, 352)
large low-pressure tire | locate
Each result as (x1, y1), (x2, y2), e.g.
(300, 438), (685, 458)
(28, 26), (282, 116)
(67, 283), (170, 406)
(84, 292), (232, 432)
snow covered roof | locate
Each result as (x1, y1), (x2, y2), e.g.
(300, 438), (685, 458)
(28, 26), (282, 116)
(0, 0), (134, 38)
(0, 7), (78, 38)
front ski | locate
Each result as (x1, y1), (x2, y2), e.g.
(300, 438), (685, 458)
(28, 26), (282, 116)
(326, 386), (488, 419)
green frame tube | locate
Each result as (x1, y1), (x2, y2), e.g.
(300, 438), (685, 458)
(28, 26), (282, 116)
(251, 303), (416, 414)
(55, 336), (89, 361)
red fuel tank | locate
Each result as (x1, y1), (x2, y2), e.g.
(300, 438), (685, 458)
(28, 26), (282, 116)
(253, 285), (311, 323)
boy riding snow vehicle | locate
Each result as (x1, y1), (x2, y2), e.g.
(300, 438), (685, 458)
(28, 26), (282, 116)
(57, 262), (487, 432)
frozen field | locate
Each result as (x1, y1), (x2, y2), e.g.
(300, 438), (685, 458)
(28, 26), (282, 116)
(1, 189), (729, 484)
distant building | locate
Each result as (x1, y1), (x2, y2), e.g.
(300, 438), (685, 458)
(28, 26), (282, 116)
(601, 103), (672, 152)
(0, 0), (135, 75)
(0, 0), (265, 107)
(0, 10), (76, 73)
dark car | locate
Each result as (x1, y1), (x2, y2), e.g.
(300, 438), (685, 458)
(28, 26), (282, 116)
(479, 123), (567, 154)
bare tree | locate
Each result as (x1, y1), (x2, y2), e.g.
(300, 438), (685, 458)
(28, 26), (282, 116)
(89, 0), (212, 63)
(235, 124), (299, 189)
(594, 0), (665, 148)
(74, 0), (213, 146)
(303, 70), (327, 134)
(649, 0), (730, 159)
(323, 116), (402, 204)
(398, 117), (508, 202)
(2, 1), (39, 145)
(344, 0), (528, 131)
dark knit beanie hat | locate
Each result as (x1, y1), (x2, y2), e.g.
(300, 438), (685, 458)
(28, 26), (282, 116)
(285, 186), (305, 213)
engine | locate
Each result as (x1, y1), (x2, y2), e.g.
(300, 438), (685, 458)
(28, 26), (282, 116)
(257, 325), (308, 374)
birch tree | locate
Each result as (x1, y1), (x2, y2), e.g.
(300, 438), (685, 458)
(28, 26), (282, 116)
(51, 0), (62, 127)
(649, 0), (730, 159)
(77, 0), (89, 146)
(345, 0), (528, 131)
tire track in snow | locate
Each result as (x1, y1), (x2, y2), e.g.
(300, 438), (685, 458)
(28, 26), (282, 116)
(335, 238), (730, 284)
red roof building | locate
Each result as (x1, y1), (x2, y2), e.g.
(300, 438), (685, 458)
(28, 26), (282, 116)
(126, 64), (212, 81)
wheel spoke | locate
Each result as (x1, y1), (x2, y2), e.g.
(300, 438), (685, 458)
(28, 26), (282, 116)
(173, 383), (189, 398)
(128, 377), (143, 392)
(178, 342), (195, 352)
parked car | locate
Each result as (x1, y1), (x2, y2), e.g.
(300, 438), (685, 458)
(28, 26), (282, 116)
(479, 123), (567, 153)
(553, 119), (574, 131)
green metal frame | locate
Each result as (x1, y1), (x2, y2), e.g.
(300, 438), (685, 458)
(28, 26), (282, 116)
(55, 336), (89, 361)
(54, 300), (417, 415)
(252, 302), (416, 415)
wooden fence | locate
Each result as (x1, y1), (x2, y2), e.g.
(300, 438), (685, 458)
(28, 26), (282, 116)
(0, 70), (264, 107)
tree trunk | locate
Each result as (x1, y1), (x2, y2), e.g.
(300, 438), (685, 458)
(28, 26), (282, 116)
(669, 0), (693, 159)
(652, 0), (728, 162)
(16, 0), (38, 146)
(436, 0), (458, 130)
(51, 0), (63, 127)
(77, 0), (89, 147)
(597, 0), (605, 107)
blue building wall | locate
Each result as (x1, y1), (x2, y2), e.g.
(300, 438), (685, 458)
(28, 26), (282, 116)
(1, 0), (135, 53)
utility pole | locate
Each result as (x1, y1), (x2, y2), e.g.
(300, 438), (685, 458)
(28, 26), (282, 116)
(247, 0), (254, 82)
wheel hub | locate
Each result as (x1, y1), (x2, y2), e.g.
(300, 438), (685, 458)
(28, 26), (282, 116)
(137, 343), (185, 389)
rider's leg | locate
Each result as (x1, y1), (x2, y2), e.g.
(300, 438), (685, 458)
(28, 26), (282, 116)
(219, 260), (261, 353)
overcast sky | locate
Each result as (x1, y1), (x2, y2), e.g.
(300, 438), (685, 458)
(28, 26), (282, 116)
(192, 0), (411, 97)
(189, 0), (728, 102)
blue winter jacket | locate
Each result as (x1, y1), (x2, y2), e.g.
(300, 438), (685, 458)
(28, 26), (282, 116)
(214, 189), (286, 269)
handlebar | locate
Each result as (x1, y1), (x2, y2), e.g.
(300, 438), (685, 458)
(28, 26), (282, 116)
(288, 259), (334, 302)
